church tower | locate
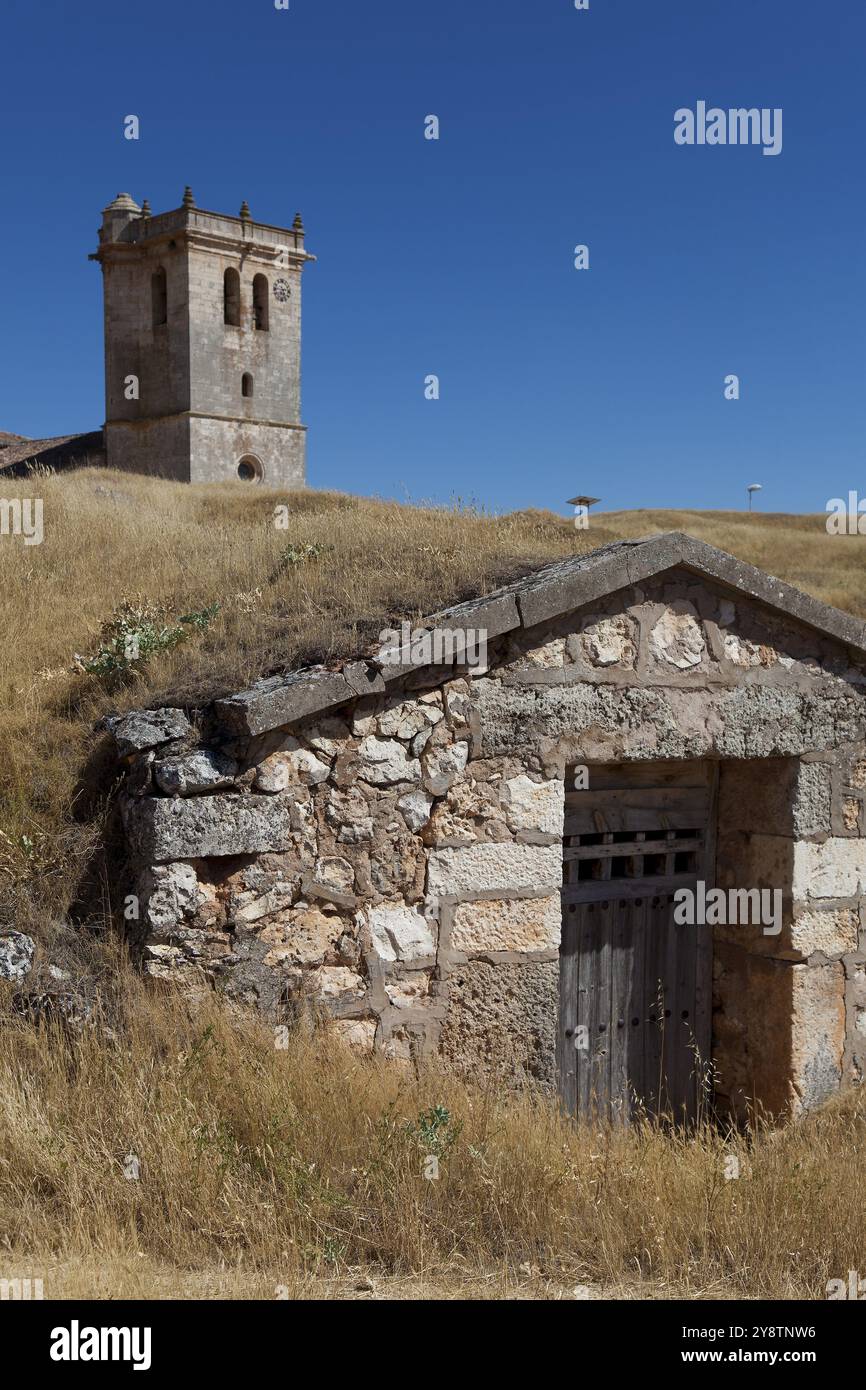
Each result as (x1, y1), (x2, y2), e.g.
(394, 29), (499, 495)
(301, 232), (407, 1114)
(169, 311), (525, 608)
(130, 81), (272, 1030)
(91, 188), (314, 485)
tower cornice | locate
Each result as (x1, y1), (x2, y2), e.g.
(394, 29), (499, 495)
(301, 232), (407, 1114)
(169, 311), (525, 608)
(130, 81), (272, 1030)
(92, 203), (314, 265)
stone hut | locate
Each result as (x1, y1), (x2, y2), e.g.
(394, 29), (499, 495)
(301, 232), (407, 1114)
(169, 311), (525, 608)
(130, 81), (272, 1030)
(111, 533), (866, 1123)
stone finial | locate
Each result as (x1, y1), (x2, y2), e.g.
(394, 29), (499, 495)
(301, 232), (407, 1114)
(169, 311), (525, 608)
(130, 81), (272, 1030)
(182, 186), (196, 209)
(103, 192), (141, 213)
(239, 200), (251, 220)
(293, 212), (304, 230)
(141, 199), (152, 218)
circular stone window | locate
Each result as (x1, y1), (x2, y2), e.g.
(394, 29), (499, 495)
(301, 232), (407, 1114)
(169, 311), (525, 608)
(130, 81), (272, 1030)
(237, 456), (263, 482)
(273, 277), (291, 302)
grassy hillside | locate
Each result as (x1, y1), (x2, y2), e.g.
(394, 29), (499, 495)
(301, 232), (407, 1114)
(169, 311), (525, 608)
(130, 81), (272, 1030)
(1, 469), (865, 1299)
(0, 469), (864, 941)
(1, 973), (864, 1300)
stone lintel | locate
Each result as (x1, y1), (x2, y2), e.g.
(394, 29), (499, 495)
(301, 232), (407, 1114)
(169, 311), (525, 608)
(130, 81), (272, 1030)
(429, 886), (562, 907)
(425, 591), (521, 643)
(343, 661), (386, 697)
(214, 668), (355, 737)
(447, 949), (559, 966)
(516, 539), (664, 629)
(123, 792), (294, 863)
(502, 666), (834, 693)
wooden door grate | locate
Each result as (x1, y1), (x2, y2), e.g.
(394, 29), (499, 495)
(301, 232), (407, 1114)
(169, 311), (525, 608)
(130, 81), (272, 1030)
(562, 826), (705, 905)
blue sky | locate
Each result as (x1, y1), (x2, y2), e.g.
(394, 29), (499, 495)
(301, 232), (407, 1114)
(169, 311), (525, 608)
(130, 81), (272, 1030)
(1, 0), (863, 513)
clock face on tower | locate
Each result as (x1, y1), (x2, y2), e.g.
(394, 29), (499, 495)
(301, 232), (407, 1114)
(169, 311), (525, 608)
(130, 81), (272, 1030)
(273, 278), (291, 303)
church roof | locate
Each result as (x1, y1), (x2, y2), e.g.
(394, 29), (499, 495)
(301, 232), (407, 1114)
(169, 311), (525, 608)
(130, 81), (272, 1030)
(0, 431), (104, 475)
(212, 532), (866, 737)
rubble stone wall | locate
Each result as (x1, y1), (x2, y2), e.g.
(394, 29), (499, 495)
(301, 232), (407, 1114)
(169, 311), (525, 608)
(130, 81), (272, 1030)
(114, 568), (866, 1110)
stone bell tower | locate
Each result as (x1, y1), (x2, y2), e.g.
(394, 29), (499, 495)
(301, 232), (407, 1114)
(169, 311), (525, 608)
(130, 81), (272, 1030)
(91, 188), (314, 485)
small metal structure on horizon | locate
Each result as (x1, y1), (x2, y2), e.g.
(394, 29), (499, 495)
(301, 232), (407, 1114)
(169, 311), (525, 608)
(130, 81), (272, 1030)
(567, 492), (600, 528)
(747, 483), (763, 512)
(566, 495), (601, 532)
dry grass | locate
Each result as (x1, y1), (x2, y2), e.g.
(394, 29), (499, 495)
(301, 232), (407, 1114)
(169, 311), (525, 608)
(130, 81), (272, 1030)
(1, 470), (865, 1299)
(0, 470), (593, 930)
(1, 469), (864, 941)
(0, 967), (862, 1300)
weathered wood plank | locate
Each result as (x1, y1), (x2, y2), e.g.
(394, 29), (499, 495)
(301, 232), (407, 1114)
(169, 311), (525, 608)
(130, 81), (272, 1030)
(557, 909), (579, 1116)
(561, 874), (696, 904)
(627, 897), (648, 1121)
(576, 903), (599, 1119)
(693, 766), (718, 1111)
(609, 897), (631, 1125)
(563, 789), (709, 834)
(563, 836), (702, 861)
(566, 762), (713, 793)
(642, 897), (667, 1117)
(593, 899), (613, 1117)
(661, 892), (682, 1121)
(673, 900), (698, 1124)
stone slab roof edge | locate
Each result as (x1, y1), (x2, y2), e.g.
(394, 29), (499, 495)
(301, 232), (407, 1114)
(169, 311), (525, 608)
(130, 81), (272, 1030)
(667, 531), (866, 654)
(0, 431), (105, 471)
(213, 531), (866, 738)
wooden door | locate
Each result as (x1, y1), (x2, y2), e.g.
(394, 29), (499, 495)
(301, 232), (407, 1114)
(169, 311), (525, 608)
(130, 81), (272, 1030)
(558, 762), (717, 1124)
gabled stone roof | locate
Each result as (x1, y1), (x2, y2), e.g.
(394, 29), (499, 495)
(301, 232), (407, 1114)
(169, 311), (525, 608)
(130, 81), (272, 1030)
(213, 532), (866, 739)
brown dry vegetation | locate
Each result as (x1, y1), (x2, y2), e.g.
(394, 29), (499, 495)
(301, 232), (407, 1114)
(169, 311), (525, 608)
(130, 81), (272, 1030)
(1, 469), (864, 1299)
(1, 468), (863, 938)
(0, 965), (864, 1301)
(0, 470), (589, 934)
